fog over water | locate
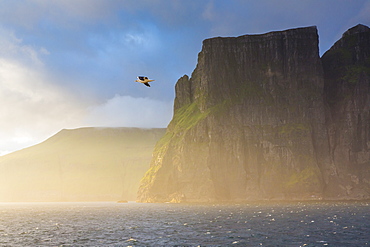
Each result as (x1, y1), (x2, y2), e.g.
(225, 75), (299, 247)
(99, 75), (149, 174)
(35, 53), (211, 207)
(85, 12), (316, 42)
(0, 201), (369, 246)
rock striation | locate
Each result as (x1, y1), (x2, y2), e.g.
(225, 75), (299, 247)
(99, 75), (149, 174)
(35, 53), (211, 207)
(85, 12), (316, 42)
(322, 24), (370, 199)
(138, 25), (370, 202)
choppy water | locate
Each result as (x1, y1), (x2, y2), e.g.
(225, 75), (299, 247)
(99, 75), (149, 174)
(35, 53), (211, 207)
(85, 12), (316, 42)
(0, 201), (369, 246)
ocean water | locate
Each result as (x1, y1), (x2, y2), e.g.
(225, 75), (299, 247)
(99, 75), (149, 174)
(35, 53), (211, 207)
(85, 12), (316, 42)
(0, 201), (369, 246)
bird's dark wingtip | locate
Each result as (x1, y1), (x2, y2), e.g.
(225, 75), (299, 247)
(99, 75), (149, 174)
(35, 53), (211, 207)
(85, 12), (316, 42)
(144, 83), (150, 87)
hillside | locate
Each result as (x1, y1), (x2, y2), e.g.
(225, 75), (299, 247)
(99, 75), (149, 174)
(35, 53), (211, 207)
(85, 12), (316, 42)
(0, 127), (165, 202)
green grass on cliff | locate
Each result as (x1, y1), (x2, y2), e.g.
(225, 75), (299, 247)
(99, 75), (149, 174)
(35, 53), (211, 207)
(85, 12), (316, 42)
(278, 123), (310, 135)
(342, 65), (370, 85)
(284, 166), (321, 189)
(139, 101), (211, 189)
(140, 98), (230, 184)
(172, 101), (210, 131)
(139, 164), (161, 190)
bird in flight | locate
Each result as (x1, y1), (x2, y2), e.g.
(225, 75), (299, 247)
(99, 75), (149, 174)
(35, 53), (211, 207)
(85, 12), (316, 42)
(135, 76), (155, 87)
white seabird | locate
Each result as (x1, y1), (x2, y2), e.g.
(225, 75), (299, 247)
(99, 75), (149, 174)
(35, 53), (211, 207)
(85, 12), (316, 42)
(135, 76), (155, 87)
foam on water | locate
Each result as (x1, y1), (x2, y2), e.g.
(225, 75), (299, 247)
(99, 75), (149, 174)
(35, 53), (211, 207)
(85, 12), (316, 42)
(0, 201), (369, 246)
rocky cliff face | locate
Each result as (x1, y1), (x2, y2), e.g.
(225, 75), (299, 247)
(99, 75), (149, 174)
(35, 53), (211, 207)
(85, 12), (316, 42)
(137, 25), (370, 203)
(322, 24), (370, 199)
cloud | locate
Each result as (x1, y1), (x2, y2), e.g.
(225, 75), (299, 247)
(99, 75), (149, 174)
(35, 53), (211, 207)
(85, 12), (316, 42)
(0, 28), (88, 154)
(0, 0), (120, 30)
(0, 28), (48, 66)
(0, 22), (171, 155)
(0, 58), (88, 154)
(84, 94), (173, 128)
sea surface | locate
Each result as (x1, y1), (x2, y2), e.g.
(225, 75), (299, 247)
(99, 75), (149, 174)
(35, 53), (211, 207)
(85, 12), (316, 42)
(0, 201), (369, 246)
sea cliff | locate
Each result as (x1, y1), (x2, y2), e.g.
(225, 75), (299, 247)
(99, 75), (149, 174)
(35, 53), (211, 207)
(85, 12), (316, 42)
(322, 24), (370, 199)
(138, 25), (370, 202)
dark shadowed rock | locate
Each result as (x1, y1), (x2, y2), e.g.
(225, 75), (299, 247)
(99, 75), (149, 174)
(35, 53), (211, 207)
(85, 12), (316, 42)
(322, 24), (370, 199)
(138, 27), (333, 202)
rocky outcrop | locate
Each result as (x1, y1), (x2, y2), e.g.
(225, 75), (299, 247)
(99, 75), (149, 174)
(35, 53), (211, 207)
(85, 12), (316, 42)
(0, 127), (165, 202)
(137, 25), (370, 202)
(322, 24), (370, 199)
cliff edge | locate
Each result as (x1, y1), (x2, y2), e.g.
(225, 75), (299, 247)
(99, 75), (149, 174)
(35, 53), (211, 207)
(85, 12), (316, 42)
(138, 25), (370, 202)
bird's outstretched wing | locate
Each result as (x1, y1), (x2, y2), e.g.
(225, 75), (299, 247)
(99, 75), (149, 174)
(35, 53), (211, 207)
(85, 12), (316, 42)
(144, 82), (150, 87)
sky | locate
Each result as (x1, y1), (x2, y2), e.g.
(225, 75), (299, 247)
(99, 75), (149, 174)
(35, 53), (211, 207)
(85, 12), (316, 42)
(0, 0), (369, 155)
